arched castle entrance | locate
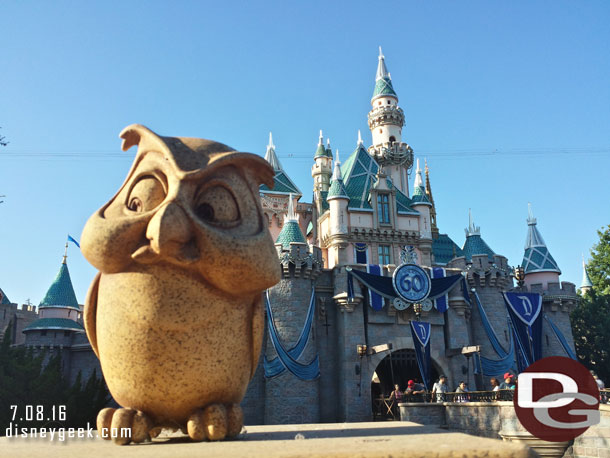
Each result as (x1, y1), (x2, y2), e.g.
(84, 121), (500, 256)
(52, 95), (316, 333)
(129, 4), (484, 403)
(371, 349), (440, 398)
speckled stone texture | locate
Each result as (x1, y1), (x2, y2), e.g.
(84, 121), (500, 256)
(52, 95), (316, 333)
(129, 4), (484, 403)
(80, 124), (281, 444)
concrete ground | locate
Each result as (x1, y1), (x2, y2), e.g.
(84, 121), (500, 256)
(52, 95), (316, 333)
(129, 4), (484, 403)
(0, 421), (536, 457)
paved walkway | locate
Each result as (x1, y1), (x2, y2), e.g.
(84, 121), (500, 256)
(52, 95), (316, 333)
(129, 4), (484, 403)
(1, 421), (535, 457)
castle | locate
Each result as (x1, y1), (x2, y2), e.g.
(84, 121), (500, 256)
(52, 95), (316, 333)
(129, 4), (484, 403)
(0, 49), (585, 425)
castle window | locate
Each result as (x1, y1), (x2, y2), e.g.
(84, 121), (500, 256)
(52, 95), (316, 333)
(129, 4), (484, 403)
(41, 330), (47, 336)
(389, 136), (396, 143)
(378, 101), (382, 105)
(387, 100), (391, 104)
(379, 129), (383, 134)
(378, 245), (391, 265)
(377, 194), (390, 224)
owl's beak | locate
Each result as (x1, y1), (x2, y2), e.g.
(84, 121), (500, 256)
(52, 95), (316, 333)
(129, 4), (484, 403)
(134, 201), (200, 265)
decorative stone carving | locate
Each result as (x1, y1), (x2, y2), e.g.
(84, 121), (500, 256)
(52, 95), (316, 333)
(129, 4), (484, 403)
(81, 124), (280, 445)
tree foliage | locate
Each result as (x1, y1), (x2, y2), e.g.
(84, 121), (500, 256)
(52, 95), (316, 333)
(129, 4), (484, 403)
(572, 225), (610, 383)
(0, 323), (110, 434)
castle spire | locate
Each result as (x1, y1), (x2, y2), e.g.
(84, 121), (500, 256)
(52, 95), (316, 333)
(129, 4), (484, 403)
(411, 159), (431, 205)
(357, 130), (363, 146)
(521, 203), (561, 274)
(314, 130), (330, 158)
(581, 255), (593, 292)
(372, 47), (397, 102)
(425, 160), (438, 236)
(264, 132), (283, 171)
(465, 208), (480, 237)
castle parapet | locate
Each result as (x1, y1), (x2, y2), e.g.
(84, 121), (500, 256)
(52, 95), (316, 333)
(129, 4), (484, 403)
(275, 242), (322, 279)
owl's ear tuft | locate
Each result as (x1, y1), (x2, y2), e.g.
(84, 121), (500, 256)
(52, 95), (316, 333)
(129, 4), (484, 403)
(119, 124), (155, 152)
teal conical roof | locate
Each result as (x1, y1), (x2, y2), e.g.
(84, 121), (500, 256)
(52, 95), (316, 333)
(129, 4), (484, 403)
(411, 159), (431, 205)
(327, 151), (349, 201)
(23, 318), (84, 333)
(521, 205), (561, 274)
(275, 195), (307, 249)
(0, 287), (11, 305)
(433, 234), (465, 265)
(462, 210), (495, 260)
(39, 260), (80, 310)
(372, 47), (397, 101)
(581, 258), (593, 289)
(314, 130), (332, 158)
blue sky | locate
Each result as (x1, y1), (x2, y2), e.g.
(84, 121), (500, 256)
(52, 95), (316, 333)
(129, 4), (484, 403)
(1, 1), (608, 305)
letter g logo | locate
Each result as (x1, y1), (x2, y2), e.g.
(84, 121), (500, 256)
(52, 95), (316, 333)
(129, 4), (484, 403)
(514, 357), (600, 442)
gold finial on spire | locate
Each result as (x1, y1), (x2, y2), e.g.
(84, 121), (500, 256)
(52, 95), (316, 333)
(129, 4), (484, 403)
(424, 159), (438, 237)
(62, 241), (69, 264)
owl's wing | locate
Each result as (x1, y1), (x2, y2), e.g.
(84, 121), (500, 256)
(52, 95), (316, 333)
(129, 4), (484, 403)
(84, 272), (101, 358)
(249, 294), (264, 379)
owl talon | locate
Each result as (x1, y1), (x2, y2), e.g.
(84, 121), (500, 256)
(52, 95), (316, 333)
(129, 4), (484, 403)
(96, 407), (154, 445)
(203, 404), (228, 441)
(226, 404), (243, 438)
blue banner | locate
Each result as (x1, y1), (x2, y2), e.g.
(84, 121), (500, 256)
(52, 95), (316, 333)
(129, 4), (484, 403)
(367, 265), (384, 310)
(544, 314), (577, 360)
(431, 268), (448, 312)
(67, 235), (80, 248)
(503, 292), (543, 373)
(355, 243), (368, 264)
(410, 321), (431, 391)
(264, 290), (320, 380)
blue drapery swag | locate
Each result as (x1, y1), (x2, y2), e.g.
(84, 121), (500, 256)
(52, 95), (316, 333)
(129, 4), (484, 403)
(347, 268), (465, 310)
(263, 290), (320, 380)
(431, 268), (449, 313)
(355, 243), (368, 264)
(503, 292), (543, 373)
(367, 265), (384, 310)
(471, 289), (516, 376)
(544, 314), (578, 360)
(410, 321), (432, 391)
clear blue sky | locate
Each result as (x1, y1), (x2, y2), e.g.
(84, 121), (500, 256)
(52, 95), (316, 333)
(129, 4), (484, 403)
(1, 1), (608, 305)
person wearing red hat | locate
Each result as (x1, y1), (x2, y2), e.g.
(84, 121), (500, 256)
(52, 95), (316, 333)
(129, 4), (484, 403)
(405, 379), (426, 400)
(499, 373), (516, 390)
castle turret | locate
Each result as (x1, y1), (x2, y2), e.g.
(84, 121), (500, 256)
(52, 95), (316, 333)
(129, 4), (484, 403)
(326, 150), (350, 267)
(521, 203), (561, 290)
(23, 244), (85, 376)
(581, 255), (593, 294)
(276, 194), (307, 249)
(312, 130), (333, 194)
(265, 194), (322, 425)
(367, 47), (413, 195)
(462, 209), (495, 264)
(410, 159), (432, 265)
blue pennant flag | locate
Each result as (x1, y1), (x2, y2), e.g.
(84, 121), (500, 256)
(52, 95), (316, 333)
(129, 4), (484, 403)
(67, 235), (80, 248)
(431, 267), (449, 312)
(410, 321), (432, 391)
(503, 292), (543, 372)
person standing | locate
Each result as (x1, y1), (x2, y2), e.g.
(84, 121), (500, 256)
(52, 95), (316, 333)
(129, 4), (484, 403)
(455, 381), (470, 402)
(432, 375), (448, 402)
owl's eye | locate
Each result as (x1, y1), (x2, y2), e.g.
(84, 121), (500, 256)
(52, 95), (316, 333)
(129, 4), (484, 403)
(195, 185), (239, 225)
(126, 176), (166, 213)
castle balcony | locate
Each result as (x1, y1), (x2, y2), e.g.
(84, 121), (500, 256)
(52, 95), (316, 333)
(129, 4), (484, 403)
(368, 142), (413, 167)
(367, 105), (405, 128)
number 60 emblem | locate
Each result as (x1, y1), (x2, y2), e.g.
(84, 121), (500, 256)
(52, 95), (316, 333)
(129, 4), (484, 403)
(392, 264), (431, 302)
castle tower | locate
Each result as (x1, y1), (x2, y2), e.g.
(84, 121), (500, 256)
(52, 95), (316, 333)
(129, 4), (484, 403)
(410, 159), (433, 265)
(367, 47), (413, 195)
(326, 150), (350, 268)
(265, 196), (322, 424)
(23, 244), (84, 376)
(581, 256), (593, 294)
(521, 203), (561, 290)
(424, 160), (439, 239)
(312, 130), (333, 196)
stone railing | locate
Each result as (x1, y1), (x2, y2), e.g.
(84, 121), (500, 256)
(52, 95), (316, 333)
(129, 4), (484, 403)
(399, 398), (610, 458)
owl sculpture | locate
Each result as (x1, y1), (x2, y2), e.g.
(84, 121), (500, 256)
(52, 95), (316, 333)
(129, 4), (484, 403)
(81, 124), (281, 445)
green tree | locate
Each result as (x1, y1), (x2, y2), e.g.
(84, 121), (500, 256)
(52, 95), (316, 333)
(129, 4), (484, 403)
(572, 225), (610, 383)
(0, 322), (110, 434)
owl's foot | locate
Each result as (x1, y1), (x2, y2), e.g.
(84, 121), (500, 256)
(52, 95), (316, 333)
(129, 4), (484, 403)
(96, 407), (153, 445)
(186, 403), (243, 442)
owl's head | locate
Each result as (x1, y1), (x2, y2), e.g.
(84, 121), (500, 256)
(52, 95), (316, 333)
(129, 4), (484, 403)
(81, 124), (280, 295)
